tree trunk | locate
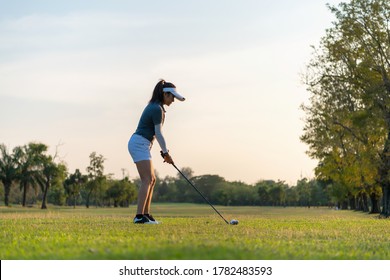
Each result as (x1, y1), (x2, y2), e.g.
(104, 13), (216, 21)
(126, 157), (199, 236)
(356, 195), (363, 211)
(341, 200), (349, 210)
(22, 183), (28, 207)
(86, 189), (93, 208)
(370, 193), (381, 214)
(3, 182), (11, 206)
(362, 193), (369, 212)
(356, 193), (369, 212)
(350, 196), (356, 210)
(382, 183), (390, 217)
(41, 180), (50, 209)
(380, 129), (390, 217)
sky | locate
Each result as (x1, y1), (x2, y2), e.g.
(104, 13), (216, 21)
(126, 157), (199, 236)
(0, 0), (342, 185)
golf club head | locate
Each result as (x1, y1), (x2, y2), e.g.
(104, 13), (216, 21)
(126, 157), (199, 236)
(230, 219), (239, 225)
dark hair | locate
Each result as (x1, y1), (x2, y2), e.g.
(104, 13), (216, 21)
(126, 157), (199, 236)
(149, 79), (176, 103)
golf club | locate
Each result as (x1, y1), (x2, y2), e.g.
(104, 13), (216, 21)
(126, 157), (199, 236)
(161, 152), (238, 225)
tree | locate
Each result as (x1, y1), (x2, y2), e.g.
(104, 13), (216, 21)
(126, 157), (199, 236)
(296, 178), (312, 208)
(285, 186), (299, 206)
(179, 167), (194, 179)
(0, 144), (18, 206)
(14, 143), (47, 207)
(40, 156), (67, 209)
(228, 181), (259, 206)
(85, 152), (106, 208)
(154, 175), (177, 202)
(268, 181), (287, 206)
(302, 0), (390, 216)
(256, 180), (276, 206)
(47, 176), (67, 206)
(106, 178), (137, 207)
(189, 175), (225, 204)
(64, 169), (87, 208)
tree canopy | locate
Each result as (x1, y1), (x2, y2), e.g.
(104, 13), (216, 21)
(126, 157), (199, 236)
(301, 0), (390, 216)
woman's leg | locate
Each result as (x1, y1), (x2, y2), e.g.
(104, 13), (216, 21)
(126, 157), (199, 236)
(144, 172), (156, 214)
(135, 160), (156, 215)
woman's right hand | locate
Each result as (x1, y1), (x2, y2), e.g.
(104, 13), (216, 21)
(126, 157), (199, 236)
(163, 153), (174, 164)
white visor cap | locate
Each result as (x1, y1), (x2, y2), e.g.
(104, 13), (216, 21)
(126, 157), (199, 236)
(162, 87), (185, 101)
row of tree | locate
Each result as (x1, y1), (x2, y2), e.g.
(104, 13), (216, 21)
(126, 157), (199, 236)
(153, 172), (330, 208)
(0, 143), (137, 209)
(301, 0), (390, 217)
(0, 142), (380, 212)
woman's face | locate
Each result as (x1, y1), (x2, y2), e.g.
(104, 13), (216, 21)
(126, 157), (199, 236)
(163, 92), (175, 106)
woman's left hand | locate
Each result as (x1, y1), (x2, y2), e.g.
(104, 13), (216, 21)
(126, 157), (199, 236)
(160, 151), (174, 164)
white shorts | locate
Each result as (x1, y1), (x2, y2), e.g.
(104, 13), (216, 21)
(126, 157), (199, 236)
(128, 134), (153, 163)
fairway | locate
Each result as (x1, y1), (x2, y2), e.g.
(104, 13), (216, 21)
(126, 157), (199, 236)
(1, 204), (390, 260)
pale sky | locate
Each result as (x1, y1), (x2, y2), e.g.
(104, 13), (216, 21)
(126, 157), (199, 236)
(0, 0), (341, 185)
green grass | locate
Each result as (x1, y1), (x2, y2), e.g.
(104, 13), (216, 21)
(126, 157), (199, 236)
(1, 204), (390, 260)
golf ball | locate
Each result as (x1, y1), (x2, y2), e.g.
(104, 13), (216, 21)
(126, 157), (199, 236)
(230, 219), (239, 225)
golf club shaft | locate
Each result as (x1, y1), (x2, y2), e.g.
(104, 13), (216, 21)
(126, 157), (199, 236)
(172, 163), (229, 224)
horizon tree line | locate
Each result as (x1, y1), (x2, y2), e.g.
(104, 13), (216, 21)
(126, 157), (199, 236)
(0, 141), (383, 213)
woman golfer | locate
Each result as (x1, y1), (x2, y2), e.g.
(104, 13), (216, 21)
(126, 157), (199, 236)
(128, 80), (185, 224)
